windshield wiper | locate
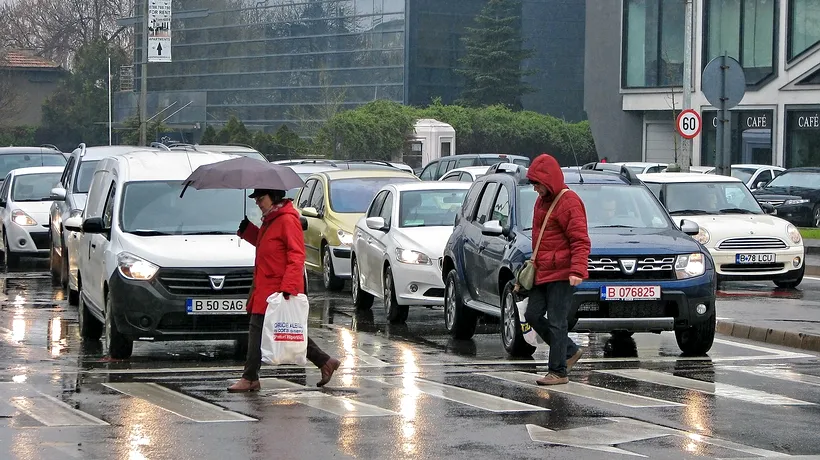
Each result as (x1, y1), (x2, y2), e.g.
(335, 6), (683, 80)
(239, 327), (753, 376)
(718, 208), (759, 215)
(669, 209), (713, 215)
(128, 230), (174, 236)
(181, 231), (235, 235)
(592, 225), (636, 228)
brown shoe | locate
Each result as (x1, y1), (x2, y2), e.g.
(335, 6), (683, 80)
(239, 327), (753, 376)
(566, 348), (585, 371)
(317, 358), (340, 387)
(536, 373), (569, 385)
(228, 378), (260, 392)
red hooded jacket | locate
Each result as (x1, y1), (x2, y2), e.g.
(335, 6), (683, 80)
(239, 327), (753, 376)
(239, 200), (305, 314)
(526, 154), (591, 285)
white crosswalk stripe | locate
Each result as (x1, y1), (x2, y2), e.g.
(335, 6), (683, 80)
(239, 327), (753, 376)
(721, 365), (820, 387)
(103, 382), (256, 422)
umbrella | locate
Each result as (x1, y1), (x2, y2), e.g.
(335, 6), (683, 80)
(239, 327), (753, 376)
(180, 156), (304, 196)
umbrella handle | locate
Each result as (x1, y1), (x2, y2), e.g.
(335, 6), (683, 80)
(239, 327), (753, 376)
(180, 182), (190, 198)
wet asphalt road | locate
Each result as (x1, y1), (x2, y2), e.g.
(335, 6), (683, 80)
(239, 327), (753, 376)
(1, 259), (820, 459)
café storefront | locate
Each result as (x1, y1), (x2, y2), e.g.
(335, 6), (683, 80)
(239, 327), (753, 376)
(785, 107), (820, 168)
(701, 110), (774, 167)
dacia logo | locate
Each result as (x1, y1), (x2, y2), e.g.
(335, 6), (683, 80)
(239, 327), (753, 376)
(209, 275), (226, 290)
(619, 259), (637, 275)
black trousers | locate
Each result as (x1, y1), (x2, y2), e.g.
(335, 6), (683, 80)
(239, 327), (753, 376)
(242, 313), (330, 381)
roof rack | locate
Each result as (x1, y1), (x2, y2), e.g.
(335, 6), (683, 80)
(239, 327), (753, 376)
(150, 142), (171, 151)
(77, 143), (87, 157)
(40, 144), (60, 151)
(485, 162), (525, 175)
(581, 162), (640, 184)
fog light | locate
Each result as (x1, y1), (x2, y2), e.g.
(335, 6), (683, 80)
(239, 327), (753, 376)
(696, 304), (707, 315)
(18, 239), (26, 246)
(793, 257), (801, 268)
(139, 316), (152, 327)
(409, 284), (418, 293)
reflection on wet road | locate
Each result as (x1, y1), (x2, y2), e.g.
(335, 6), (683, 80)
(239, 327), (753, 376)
(1, 260), (819, 459)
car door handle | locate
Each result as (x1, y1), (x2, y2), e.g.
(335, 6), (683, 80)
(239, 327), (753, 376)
(367, 237), (373, 243)
(90, 243), (96, 249)
(478, 243), (487, 251)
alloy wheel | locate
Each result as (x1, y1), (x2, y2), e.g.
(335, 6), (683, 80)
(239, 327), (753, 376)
(323, 249), (331, 287)
(503, 291), (516, 349)
(445, 278), (456, 330)
(352, 260), (360, 302)
(383, 271), (392, 315)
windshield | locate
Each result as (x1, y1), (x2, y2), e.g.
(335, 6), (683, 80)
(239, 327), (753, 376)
(11, 173), (62, 202)
(399, 189), (467, 227)
(120, 181), (262, 235)
(663, 182), (763, 215)
(730, 167), (757, 183)
(765, 171), (820, 189)
(329, 177), (416, 213)
(74, 160), (99, 193)
(0, 153), (66, 178)
(572, 184), (672, 228)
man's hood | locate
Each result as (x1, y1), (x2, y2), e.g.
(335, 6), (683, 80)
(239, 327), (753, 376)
(526, 154), (567, 196)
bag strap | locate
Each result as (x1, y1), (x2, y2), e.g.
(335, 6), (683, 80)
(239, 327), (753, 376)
(531, 189), (568, 261)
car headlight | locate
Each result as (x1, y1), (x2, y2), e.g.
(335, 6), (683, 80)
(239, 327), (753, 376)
(117, 252), (159, 281)
(694, 227), (710, 245)
(675, 253), (706, 279)
(784, 199), (810, 206)
(787, 224), (802, 244)
(11, 210), (36, 226)
(395, 248), (431, 264)
(337, 229), (353, 246)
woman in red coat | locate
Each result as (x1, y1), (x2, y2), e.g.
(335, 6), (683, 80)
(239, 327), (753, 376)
(228, 189), (339, 392)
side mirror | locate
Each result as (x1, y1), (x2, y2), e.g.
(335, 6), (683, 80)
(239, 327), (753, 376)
(301, 207), (320, 219)
(760, 202), (777, 215)
(50, 187), (67, 201)
(300, 216), (308, 231)
(82, 216), (107, 234)
(755, 181), (768, 190)
(680, 219), (700, 236)
(63, 216), (83, 232)
(365, 217), (387, 231)
(481, 220), (504, 236)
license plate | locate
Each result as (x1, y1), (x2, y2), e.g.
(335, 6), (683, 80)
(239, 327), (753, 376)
(186, 298), (246, 315)
(600, 285), (661, 301)
(735, 253), (775, 264)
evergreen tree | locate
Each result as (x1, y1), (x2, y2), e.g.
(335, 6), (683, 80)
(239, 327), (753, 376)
(456, 0), (535, 110)
(200, 125), (217, 144)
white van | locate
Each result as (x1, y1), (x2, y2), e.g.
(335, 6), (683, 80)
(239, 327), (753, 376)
(64, 150), (265, 359)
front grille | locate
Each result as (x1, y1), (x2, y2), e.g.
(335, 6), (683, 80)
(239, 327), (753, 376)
(29, 232), (50, 250)
(157, 268), (253, 296)
(587, 256), (675, 280)
(761, 200), (785, 207)
(157, 312), (249, 332)
(721, 263), (785, 273)
(717, 237), (787, 250)
(575, 300), (678, 319)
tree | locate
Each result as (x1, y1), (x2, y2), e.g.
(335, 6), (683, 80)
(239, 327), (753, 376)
(120, 115), (167, 146)
(216, 116), (253, 145)
(200, 125), (218, 144)
(456, 0), (535, 110)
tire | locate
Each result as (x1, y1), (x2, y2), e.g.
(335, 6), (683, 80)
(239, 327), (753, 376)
(675, 313), (716, 355)
(611, 331), (635, 339)
(383, 267), (408, 324)
(49, 230), (60, 282)
(68, 287), (79, 306)
(78, 290), (103, 341)
(444, 270), (477, 339)
(3, 233), (19, 268)
(322, 245), (344, 291)
(774, 264), (805, 289)
(60, 244), (69, 289)
(351, 256), (373, 310)
(105, 291), (133, 359)
(500, 281), (536, 357)
(813, 205), (820, 228)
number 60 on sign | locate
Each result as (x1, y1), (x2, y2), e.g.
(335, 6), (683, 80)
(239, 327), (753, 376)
(676, 109), (702, 139)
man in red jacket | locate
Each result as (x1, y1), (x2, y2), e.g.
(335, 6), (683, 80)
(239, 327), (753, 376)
(228, 189), (340, 392)
(524, 154), (591, 385)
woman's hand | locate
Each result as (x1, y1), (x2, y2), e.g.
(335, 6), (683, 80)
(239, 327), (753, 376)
(238, 216), (250, 234)
(569, 276), (582, 287)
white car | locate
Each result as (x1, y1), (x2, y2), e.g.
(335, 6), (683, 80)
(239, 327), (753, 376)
(611, 162), (667, 174)
(707, 164), (785, 191)
(639, 173), (805, 288)
(351, 182), (471, 323)
(0, 166), (64, 267)
(438, 166), (490, 182)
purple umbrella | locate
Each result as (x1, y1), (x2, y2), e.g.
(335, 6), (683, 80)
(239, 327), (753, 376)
(179, 155), (304, 197)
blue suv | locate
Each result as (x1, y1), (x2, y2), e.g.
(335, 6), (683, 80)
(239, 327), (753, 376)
(440, 164), (717, 356)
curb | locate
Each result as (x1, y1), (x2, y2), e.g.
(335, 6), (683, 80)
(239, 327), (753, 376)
(716, 320), (820, 353)
(807, 245), (820, 256)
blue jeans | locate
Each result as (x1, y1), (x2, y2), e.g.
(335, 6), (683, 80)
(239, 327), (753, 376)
(524, 281), (580, 377)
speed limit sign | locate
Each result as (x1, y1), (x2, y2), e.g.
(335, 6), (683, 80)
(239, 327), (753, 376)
(676, 109), (702, 139)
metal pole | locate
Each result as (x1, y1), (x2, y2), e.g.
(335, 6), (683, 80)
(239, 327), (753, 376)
(139, 0), (149, 146)
(680, 0), (693, 172)
(108, 56), (113, 146)
(717, 52), (732, 177)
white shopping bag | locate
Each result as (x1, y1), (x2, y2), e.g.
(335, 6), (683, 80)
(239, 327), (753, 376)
(516, 297), (543, 347)
(260, 292), (309, 366)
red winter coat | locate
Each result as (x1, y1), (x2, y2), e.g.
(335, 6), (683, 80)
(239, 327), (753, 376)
(239, 200), (305, 314)
(526, 154), (591, 285)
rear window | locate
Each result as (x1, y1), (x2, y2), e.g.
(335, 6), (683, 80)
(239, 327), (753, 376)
(329, 177), (416, 213)
(0, 153), (66, 178)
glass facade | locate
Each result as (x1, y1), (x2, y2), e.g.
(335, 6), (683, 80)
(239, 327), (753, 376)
(622, 0), (685, 88)
(789, 0), (820, 60)
(785, 108), (820, 167)
(703, 0), (776, 85)
(700, 109), (774, 166)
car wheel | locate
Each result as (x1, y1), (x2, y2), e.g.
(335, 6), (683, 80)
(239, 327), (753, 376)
(78, 289), (103, 341)
(60, 243), (69, 289)
(774, 264), (805, 289)
(68, 287), (79, 306)
(814, 205), (820, 228)
(322, 246), (344, 291)
(105, 291), (133, 359)
(675, 313), (715, 355)
(3, 233), (19, 268)
(49, 231), (60, 282)
(383, 267), (408, 324)
(444, 270), (477, 339)
(351, 256), (373, 310)
(500, 281), (536, 357)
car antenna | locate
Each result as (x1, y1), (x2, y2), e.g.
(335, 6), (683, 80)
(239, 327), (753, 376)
(560, 116), (584, 184)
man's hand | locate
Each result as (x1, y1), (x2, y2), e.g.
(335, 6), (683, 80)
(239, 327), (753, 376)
(569, 276), (583, 287)
(238, 216), (250, 234)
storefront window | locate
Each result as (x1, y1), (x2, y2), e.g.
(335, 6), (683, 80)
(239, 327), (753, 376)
(622, 0), (684, 88)
(789, 0), (820, 59)
(785, 109), (820, 167)
(703, 0), (776, 85)
(701, 110), (773, 166)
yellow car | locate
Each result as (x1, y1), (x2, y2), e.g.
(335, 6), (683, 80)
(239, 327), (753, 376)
(295, 169), (420, 290)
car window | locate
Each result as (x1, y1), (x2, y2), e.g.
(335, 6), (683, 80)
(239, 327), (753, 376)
(456, 157), (473, 168)
(729, 167), (757, 183)
(11, 173), (62, 201)
(399, 189), (467, 227)
(517, 186), (538, 229)
(662, 182), (763, 215)
(462, 183), (483, 221)
(491, 186), (510, 228)
(440, 160), (457, 175)
(0, 153), (66, 178)
(74, 160), (101, 193)
(102, 182), (117, 228)
(61, 156), (75, 187)
(367, 191), (388, 218)
(297, 179), (317, 208)
(460, 173), (474, 182)
(647, 165), (663, 173)
(442, 172), (461, 181)
(474, 182), (499, 224)
(379, 192), (394, 226)
(644, 182), (662, 199)
(329, 177), (417, 213)
(309, 181), (325, 211)
(570, 184), (672, 228)
(755, 169), (773, 185)
(767, 171), (820, 188)
(0, 174), (10, 201)
(419, 162), (438, 181)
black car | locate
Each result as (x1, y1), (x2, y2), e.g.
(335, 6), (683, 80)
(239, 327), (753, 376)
(752, 167), (820, 227)
(441, 164), (717, 357)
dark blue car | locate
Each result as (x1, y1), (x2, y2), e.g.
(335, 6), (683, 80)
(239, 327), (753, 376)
(441, 164), (717, 357)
